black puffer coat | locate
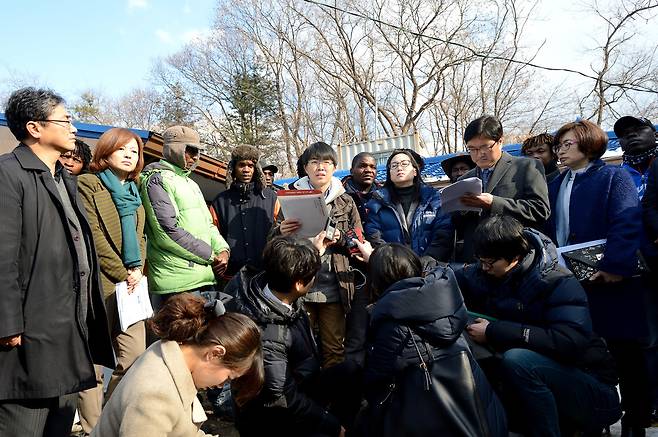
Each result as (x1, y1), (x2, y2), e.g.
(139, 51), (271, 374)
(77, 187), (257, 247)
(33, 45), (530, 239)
(454, 229), (618, 385)
(226, 267), (341, 437)
(363, 265), (507, 436)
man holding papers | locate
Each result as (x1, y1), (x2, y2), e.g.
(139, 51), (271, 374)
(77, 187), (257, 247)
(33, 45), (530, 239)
(277, 142), (362, 368)
(453, 115), (550, 262)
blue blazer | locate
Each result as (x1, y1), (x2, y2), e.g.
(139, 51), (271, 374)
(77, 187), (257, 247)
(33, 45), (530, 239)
(546, 159), (641, 277)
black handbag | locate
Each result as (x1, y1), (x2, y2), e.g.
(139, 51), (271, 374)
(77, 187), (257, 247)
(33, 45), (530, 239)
(561, 243), (649, 281)
(363, 328), (495, 437)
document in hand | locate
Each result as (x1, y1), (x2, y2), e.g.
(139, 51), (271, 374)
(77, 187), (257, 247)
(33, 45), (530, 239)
(439, 177), (483, 213)
(115, 277), (153, 332)
(277, 189), (329, 237)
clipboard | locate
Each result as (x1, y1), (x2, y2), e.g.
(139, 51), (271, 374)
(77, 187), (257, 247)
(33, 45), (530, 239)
(277, 190), (329, 237)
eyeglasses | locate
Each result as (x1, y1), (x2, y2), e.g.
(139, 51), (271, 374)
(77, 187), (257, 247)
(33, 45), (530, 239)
(553, 140), (577, 153)
(466, 142), (497, 155)
(389, 160), (412, 170)
(34, 119), (75, 129)
(307, 160), (334, 168)
(477, 257), (500, 269)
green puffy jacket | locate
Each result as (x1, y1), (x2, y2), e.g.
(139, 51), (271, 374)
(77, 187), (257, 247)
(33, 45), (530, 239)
(140, 159), (228, 294)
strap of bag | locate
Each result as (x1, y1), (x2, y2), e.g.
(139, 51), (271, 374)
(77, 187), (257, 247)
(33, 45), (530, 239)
(407, 327), (432, 391)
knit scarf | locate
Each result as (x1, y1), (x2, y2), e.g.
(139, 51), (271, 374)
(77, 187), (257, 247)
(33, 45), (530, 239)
(98, 169), (142, 268)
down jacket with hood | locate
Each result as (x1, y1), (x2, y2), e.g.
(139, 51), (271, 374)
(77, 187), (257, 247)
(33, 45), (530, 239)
(454, 229), (618, 385)
(364, 184), (453, 262)
(363, 265), (507, 436)
(139, 141), (229, 294)
(225, 267), (342, 437)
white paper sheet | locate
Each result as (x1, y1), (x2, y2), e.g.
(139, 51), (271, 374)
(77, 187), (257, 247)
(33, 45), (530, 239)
(555, 239), (607, 268)
(276, 190), (329, 237)
(439, 177), (483, 213)
(115, 276), (153, 332)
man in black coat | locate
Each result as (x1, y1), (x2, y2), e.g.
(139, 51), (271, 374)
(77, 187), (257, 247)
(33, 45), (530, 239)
(211, 145), (278, 279)
(226, 236), (360, 437)
(454, 116), (550, 262)
(455, 215), (621, 436)
(0, 88), (114, 436)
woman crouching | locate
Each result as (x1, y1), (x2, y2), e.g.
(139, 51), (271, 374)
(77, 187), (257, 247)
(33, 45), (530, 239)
(92, 293), (263, 436)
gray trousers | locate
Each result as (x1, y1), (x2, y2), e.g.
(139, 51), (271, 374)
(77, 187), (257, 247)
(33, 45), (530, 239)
(0, 393), (77, 437)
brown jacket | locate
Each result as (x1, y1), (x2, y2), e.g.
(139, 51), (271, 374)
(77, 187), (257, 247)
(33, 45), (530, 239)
(77, 174), (146, 298)
(91, 340), (212, 437)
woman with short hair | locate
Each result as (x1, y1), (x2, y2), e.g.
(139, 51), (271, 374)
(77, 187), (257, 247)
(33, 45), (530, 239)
(546, 119), (651, 436)
(92, 293), (263, 436)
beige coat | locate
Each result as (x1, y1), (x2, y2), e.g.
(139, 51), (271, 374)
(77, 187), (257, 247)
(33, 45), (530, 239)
(91, 341), (214, 437)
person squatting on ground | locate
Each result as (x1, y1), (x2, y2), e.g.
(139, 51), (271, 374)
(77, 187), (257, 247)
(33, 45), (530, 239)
(91, 293), (263, 437)
(277, 141), (363, 368)
(227, 236), (361, 437)
(139, 126), (230, 310)
(455, 215), (622, 437)
(0, 87), (114, 437)
(453, 115), (550, 262)
(365, 148), (453, 267)
(356, 243), (507, 437)
(210, 144), (279, 280)
(75, 128), (148, 433)
(546, 119), (653, 436)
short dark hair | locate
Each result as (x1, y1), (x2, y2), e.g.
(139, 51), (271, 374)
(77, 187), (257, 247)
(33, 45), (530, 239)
(263, 237), (321, 293)
(521, 133), (555, 157)
(472, 215), (530, 262)
(555, 120), (608, 160)
(74, 139), (93, 172)
(302, 142), (337, 167)
(351, 152), (375, 169)
(296, 150), (309, 178)
(5, 87), (65, 141)
(368, 243), (422, 299)
(464, 115), (503, 144)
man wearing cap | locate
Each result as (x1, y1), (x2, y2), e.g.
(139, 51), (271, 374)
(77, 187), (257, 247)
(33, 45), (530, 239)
(261, 161), (283, 190)
(616, 116), (658, 430)
(210, 145), (279, 280)
(615, 116), (658, 200)
(139, 126), (230, 308)
(441, 153), (476, 183)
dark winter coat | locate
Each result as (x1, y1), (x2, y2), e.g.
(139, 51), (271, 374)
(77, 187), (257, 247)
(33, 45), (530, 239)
(226, 268), (341, 437)
(453, 152), (550, 262)
(211, 183), (278, 276)
(341, 175), (381, 224)
(365, 184), (453, 262)
(364, 265), (507, 436)
(0, 144), (114, 400)
(454, 229), (618, 385)
(642, 159), (658, 248)
(546, 160), (648, 339)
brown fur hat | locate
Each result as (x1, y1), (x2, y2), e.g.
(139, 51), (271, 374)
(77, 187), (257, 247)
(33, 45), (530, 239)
(226, 145), (266, 192)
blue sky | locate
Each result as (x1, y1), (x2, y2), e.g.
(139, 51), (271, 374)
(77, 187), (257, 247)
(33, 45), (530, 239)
(0, 0), (217, 101)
